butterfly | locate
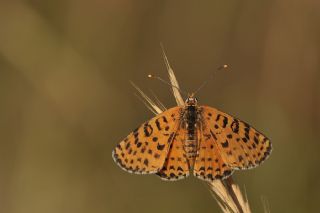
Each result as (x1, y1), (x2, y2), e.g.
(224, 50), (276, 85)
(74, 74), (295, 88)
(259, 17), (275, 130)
(112, 94), (272, 181)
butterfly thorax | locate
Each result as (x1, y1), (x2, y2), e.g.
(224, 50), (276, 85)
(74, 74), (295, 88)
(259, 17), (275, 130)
(183, 97), (199, 167)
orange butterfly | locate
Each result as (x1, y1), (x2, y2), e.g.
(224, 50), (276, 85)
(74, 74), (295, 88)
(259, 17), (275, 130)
(112, 94), (272, 181)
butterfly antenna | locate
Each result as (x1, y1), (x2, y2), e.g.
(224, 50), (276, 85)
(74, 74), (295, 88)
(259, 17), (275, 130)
(148, 74), (188, 96)
(193, 64), (228, 95)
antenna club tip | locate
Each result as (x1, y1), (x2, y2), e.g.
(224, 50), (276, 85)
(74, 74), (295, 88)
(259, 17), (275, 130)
(223, 64), (228, 68)
(148, 74), (153, 78)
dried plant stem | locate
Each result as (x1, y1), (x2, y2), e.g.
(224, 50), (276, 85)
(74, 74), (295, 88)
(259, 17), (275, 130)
(130, 81), (162, 115)
(261, 196), (271, 213)
(160, 43), (185, 106)
(208, 178), (251, 213)
(223, 178), (244, 212)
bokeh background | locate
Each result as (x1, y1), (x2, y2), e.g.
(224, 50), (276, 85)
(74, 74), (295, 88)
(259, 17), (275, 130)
(1, 1), (319, 213)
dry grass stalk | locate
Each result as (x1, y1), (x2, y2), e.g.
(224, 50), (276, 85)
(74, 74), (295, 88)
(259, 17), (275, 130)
(160, 44), (185, 106)
(261, 196), (271, 213)
(208, 177), (251, 213)
(130, 81), (162, 115)
(132, 47), (270, 213)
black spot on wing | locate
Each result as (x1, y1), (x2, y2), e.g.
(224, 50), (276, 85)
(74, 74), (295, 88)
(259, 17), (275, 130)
(227, 134), (233, 139)
(221, 140), (229, 148)
(155, 116), (169, 131)
(143, 159), (149, 166)
(116, 144), (122, 150)
(125, 143), (130, 150)
(155, 119), (162, 130)
(162, 116), (168, 123)
(231, 119), (239, 134)
(245, 132), (250, 140)
(157, 144), (165, 150)
(207, 174), (213, 180)
(154, 153), (160, 159)
(222, 116), (228, 128)
(242, 138), (248, 143)
(215, 114), (221, 122)
(254, 136), (259, 145)
(143, 123), (153, 137)
(177, 167), (183, 171)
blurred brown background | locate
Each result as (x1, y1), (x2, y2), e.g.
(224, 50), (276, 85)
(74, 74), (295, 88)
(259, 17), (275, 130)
(0, 1), (319, 213)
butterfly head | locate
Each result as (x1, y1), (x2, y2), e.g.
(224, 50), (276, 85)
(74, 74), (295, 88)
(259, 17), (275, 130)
(185, 93), (198, 106)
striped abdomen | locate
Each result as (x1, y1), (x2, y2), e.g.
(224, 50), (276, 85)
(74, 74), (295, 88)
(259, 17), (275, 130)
(183, 105), (198, 166)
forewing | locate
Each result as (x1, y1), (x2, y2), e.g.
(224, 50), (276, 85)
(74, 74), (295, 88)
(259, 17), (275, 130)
(112, 106), (183, 174)
(199, 106), (272, 171)
(156, 127), (190, 181)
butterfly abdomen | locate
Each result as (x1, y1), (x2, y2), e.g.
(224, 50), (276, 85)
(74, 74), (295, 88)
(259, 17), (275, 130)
(183, 105), (198, 165)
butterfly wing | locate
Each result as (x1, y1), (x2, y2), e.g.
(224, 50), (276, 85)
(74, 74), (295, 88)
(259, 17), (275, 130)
(112, 106), (183, 174)
(194, 106), (272, 181)
(156, 127), (190, 181)
(193, 120), (234, 181)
